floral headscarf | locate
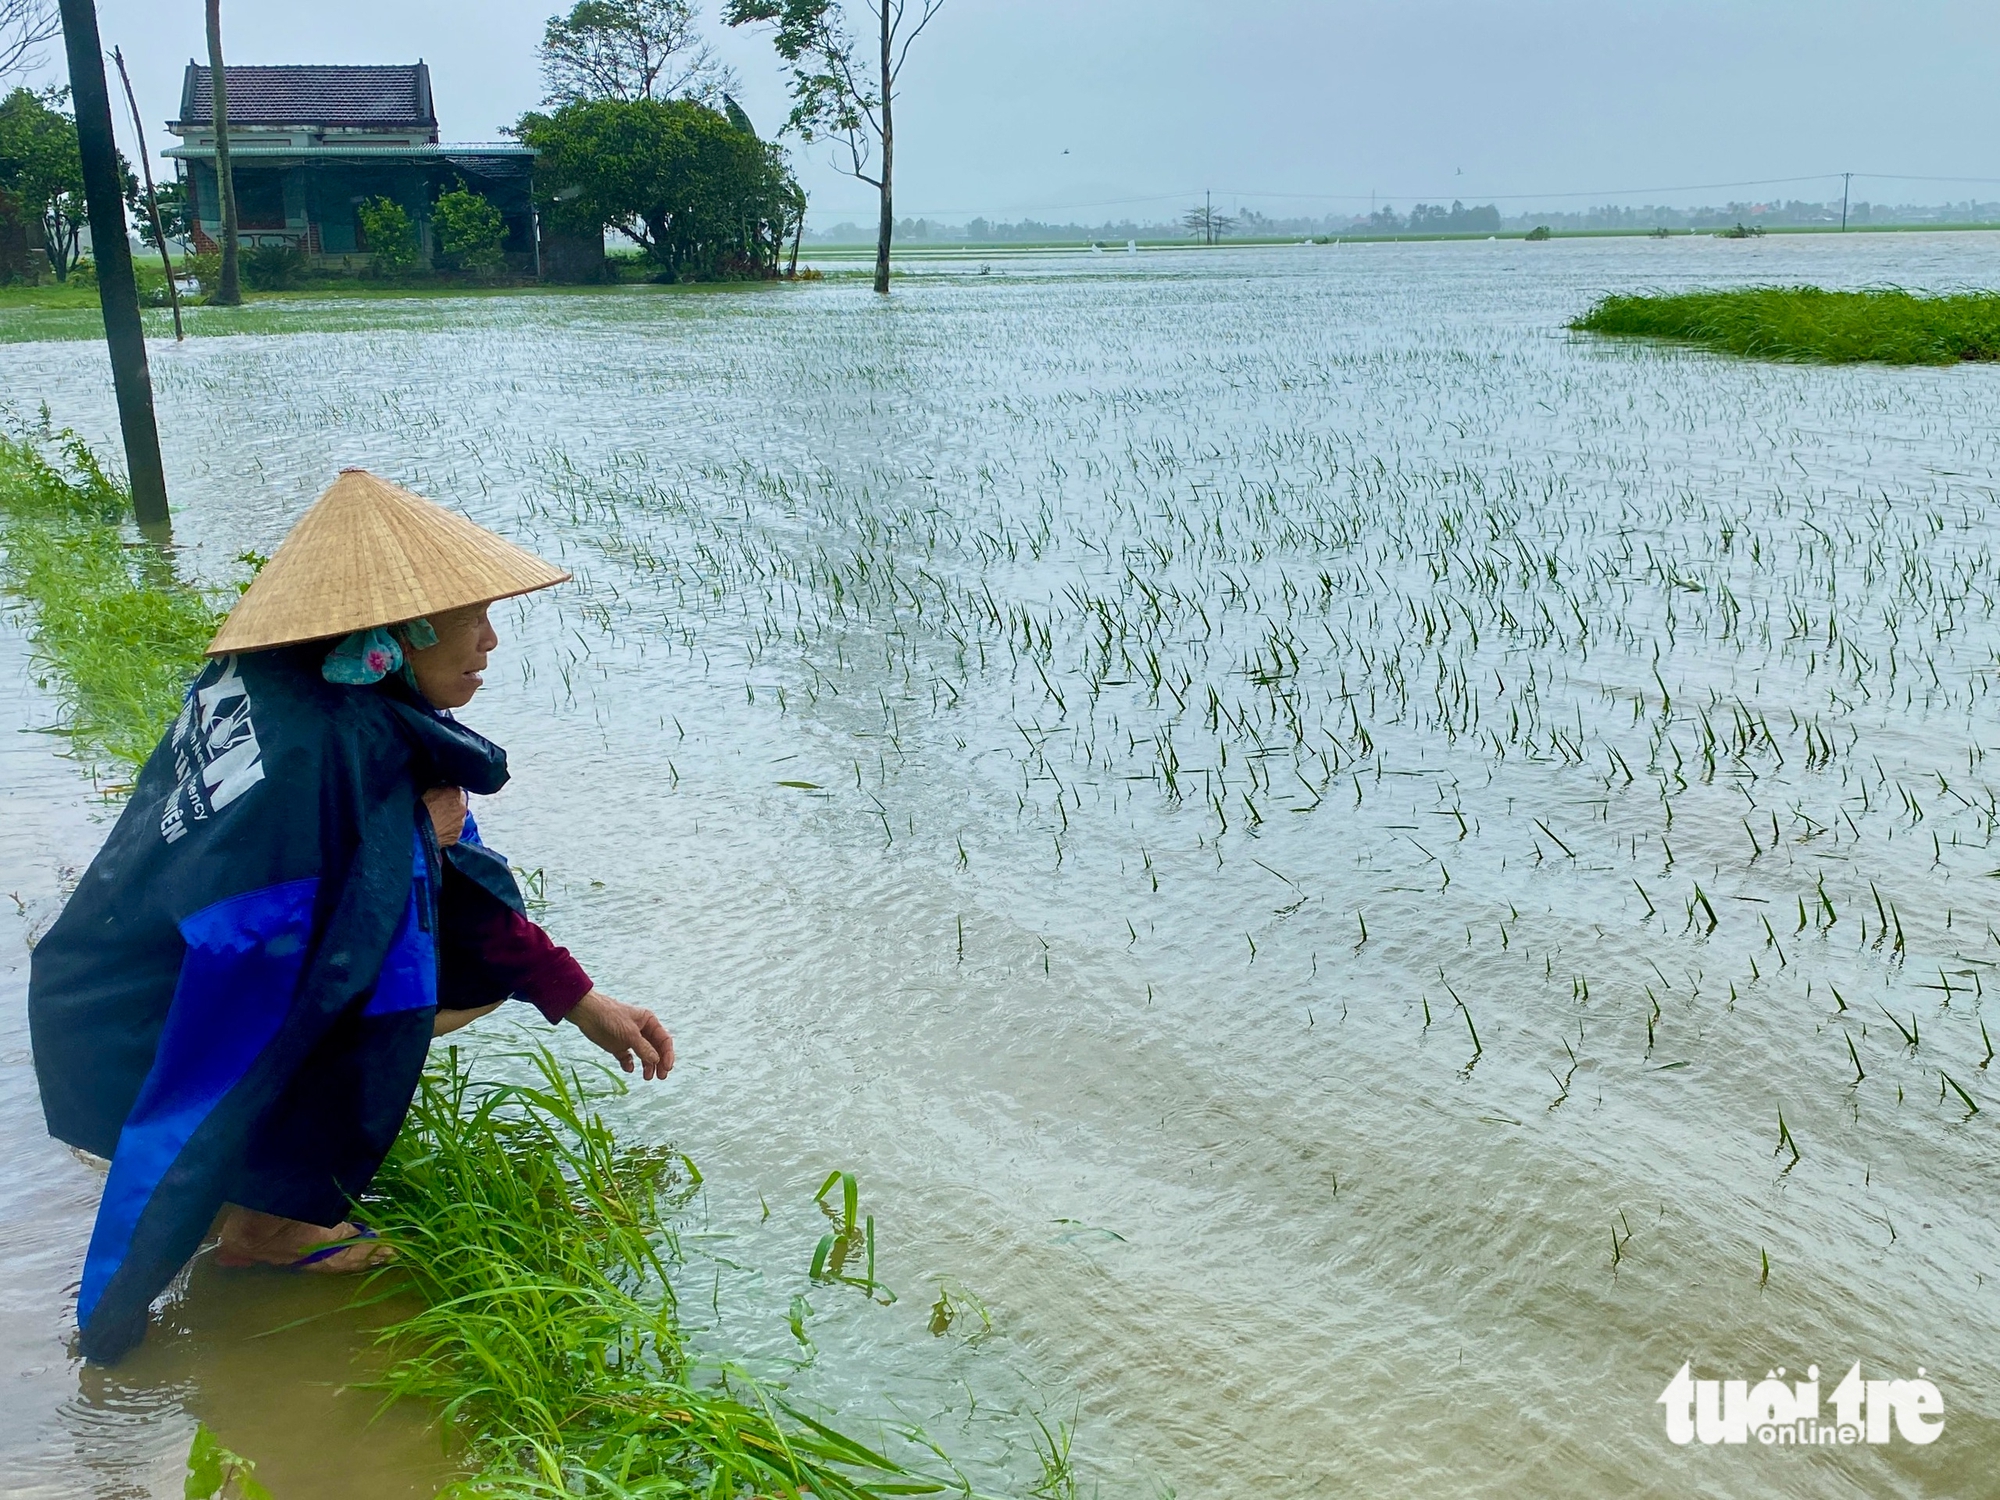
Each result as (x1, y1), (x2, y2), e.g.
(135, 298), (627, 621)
(322, 617), (439, 688)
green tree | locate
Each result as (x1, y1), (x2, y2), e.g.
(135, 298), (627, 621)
(357, 196), (420, 275)
(432, 185), (508, 271)
(541, 0), (735, 106)
(724, 0), (946, 295)
(0, 85), (129, 280)
(1181, 201), (1234, 245)
(137, 179), (192, 250)
(517, 96), (796, 279)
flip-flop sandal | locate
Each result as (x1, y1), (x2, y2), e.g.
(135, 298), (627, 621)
(288, 1221), (386, 1271)
(215, 1221), (386, 1271)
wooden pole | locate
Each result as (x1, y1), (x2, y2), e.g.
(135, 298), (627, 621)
(204, 0), (240, 305)
(112, 47), (182, 341)
(54, 0), (170, 528)
(873, 0), (890, 295)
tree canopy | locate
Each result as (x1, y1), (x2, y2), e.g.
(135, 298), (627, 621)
(540, 0), (736, 107)
(725, 0), (946, 294)
(517, 96), (799, 279)
(0, 86), (132, 280)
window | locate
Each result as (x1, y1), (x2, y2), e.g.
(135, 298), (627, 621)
(234, 171), (287, 229)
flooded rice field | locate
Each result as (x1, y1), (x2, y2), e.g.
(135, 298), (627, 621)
(4, 232), (2000, 1497)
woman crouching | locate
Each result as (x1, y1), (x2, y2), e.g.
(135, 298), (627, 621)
(28, 469), (670, 1362)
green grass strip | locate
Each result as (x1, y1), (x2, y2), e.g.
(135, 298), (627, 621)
(1570, 286), (2000, 365)
(0, 420), (222, 779)
(0, 428), (957, 1497)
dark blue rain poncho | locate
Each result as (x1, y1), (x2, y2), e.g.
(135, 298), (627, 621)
(29, 645), (529, 1362)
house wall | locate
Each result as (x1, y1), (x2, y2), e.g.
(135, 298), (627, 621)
(184, 159), (436, 264)
(301, 165), (432, 257)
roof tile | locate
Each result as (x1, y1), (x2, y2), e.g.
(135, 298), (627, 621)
(177, 64), (436, 130)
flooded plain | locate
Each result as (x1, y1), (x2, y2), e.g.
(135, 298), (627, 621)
(4, 232), (2000, 1497)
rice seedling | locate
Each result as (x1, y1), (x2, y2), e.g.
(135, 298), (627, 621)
(1773, 1110), (1801, 1171)
(927, 1279), (994, 1342)
(1940, 1072), (1979, 1117)
(1027, 1410), (1080, 1500)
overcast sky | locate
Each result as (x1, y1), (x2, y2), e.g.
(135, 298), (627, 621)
(19, 1), (2000, 224)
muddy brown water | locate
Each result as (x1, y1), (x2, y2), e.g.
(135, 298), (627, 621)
(4, 234), (2000, 1497)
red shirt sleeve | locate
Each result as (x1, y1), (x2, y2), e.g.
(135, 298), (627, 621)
(451, 901), (593, 1024)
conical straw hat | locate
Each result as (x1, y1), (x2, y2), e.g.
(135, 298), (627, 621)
(207, 469), (571, 656)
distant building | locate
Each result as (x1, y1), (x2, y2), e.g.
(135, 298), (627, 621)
(163, 62), (539, 272)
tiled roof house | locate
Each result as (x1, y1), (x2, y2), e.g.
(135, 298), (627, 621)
(164, 62), (540, 269)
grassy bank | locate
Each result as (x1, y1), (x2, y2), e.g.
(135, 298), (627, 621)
(1571, 286), (2000, 365)
(0, 276), (793, 344)
(0, 429), (964, 1497)
(0, 421), (223, 778)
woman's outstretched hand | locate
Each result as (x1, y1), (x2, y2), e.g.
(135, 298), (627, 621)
(566, 989), (675, 1080)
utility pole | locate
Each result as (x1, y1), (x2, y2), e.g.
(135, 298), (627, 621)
(54, 0), (170, 528)
(205, 0), (241, 305)
(1840, 172), (1852, 232)
(1205, 188), (1213, 246)
(113, 47), (183, 341)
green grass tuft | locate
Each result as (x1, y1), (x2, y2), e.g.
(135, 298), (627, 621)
(364, 1049), (949, 1497)
(1571, 286), (2000, 365)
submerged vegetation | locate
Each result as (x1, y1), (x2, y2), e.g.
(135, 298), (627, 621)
(0, 430), (966, 1496)
(1573, 285), (2000, 364)
(12, 237), (2000, 1488)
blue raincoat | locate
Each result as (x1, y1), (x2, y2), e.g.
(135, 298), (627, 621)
(29, 646), (524, 1361)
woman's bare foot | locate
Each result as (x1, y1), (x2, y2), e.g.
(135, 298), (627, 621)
(211, 1206), (392, 1272)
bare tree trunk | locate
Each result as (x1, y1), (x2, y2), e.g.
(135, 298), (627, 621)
(204, 0), (240, 305)
(788, 198), (803, 278)
(112, 47), (182, 341)
(872, 0), (891, 295)
(53, 0), (170, 528)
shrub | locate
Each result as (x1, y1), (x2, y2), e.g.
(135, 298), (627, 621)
(357, 196), (420, 275)
(431, 186), (507, 272)
(177, 251), (219, 298)
(242, 243), (305, 291)
(1525, 225), (1552, 242)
